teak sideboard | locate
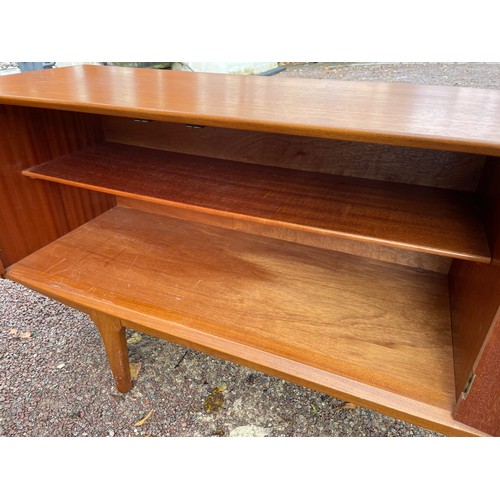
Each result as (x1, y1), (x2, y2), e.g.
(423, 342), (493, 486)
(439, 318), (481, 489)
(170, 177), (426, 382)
(1, 65), (499, 437)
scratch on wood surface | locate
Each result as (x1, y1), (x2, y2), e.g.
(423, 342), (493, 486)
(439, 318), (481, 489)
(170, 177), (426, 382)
(50, 277), (66, 288)
(45, 258), (67, 274)
(123, 255), (139, 278)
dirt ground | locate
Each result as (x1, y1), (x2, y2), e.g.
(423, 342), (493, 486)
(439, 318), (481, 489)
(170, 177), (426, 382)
(1, 62), (499, 437)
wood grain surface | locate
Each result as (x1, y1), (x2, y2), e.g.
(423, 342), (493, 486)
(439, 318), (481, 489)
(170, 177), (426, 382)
(104, 116), (487, 191)
(119, 197), (452, 273)
(24, 142), (490, 263)
(449, 157), (500, 435)
(453, 311), (500, 436)
(89, 310), (132, 393)
(3, 65), (497, 436)
(449, 158), (500, 398)
(6, 206), (455, 411)
(0, 65), (500, 155)
(0, 105), (115, 267)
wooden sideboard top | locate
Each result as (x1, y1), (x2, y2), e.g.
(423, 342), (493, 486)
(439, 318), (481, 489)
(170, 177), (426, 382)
(1, 64), (500, 156)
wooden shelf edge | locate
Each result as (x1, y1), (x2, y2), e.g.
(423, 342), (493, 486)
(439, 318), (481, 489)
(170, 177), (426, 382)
(4, 264), (484, 437)
(124, 319), (487, 437)
(24, 168), (489, 264)
(23, 142), (491, 264)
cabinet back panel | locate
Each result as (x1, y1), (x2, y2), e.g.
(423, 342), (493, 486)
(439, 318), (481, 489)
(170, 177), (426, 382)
(104, 116), (486, 191)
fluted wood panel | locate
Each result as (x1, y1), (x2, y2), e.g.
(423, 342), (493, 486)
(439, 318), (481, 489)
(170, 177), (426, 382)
(0, 105), (115, 268)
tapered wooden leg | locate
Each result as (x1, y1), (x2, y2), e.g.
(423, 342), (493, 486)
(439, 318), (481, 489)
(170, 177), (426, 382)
(90, 310), (132, 393)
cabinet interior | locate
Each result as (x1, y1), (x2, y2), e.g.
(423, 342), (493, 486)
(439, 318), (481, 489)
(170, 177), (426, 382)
(2, 102), (498, 436)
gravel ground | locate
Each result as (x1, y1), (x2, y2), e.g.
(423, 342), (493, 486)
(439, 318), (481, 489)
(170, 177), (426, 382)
(1, 62), (499, 438)
(276, 61), (500, 88)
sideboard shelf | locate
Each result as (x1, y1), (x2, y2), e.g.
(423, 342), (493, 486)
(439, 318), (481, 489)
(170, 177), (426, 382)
(24, 141), (490, 263)
(6, 205), (460, 432)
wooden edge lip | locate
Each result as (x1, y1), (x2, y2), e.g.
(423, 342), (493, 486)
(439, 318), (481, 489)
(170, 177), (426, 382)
(21, 169), (492, 265)
(3, 266), (488, 437)
(1, 95), (500, 157)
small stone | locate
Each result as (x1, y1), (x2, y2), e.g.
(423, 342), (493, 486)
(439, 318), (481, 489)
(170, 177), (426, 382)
(56, 363), (65, 369)
(108, 430), (115, 437)
(127, 332), (142, 345)
(215, 381), (227, 392)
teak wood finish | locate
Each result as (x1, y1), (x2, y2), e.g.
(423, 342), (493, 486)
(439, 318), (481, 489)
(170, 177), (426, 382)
(2, 65), (500, 155)
(24, 142), (490, 263)
(1, 65), (499, 436)
(103, 116), (486, 191)
(449, 158), (500, 435)
(5, 206), (461, 433)
(0, 105), (114, 267)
